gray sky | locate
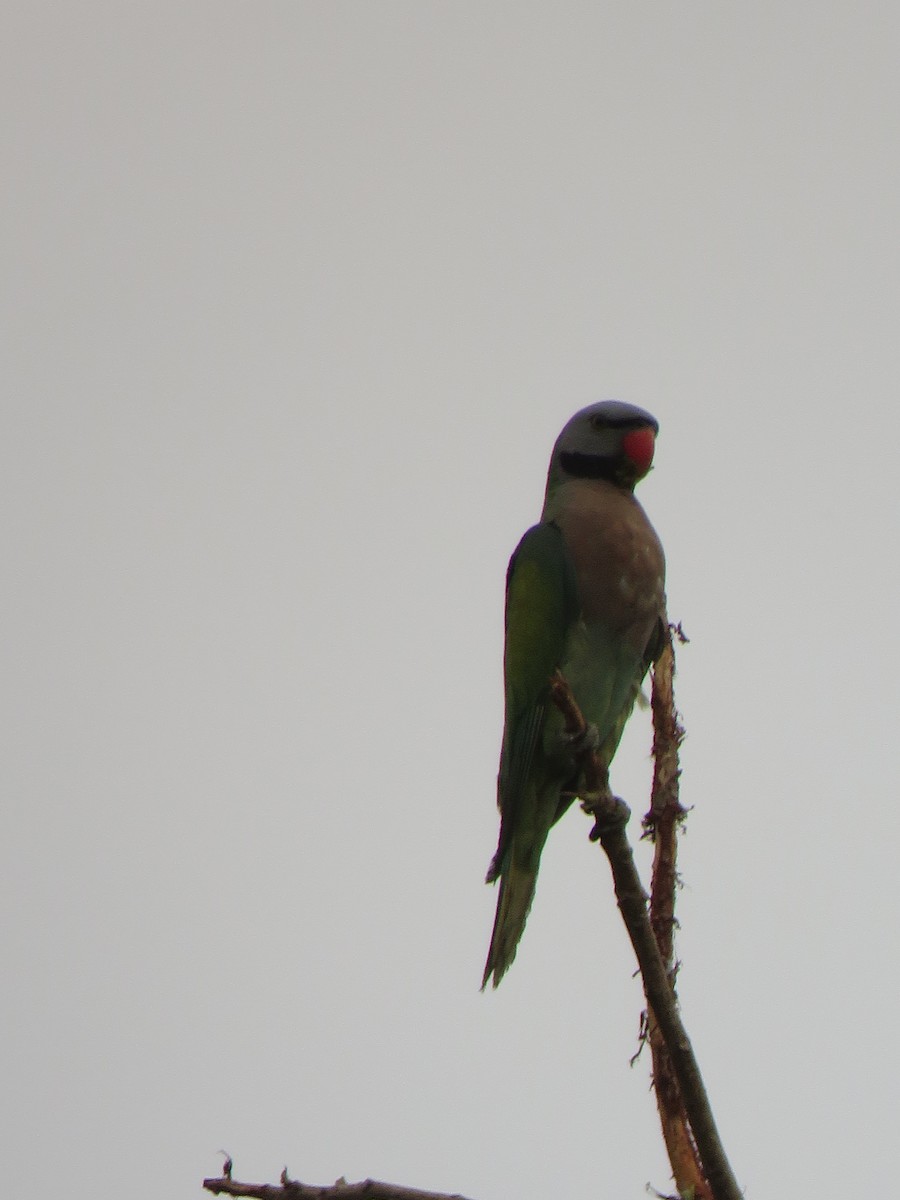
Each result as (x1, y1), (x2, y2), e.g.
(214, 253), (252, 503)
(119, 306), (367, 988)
(3, 5), (899, 1198)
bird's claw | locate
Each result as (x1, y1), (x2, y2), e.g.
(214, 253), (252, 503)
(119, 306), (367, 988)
(564, 721), (601, 755)
(580, 791), (630, 840)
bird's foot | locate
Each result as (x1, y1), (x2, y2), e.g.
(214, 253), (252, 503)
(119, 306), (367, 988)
(580, 789), (630, 841)
(563, 721), (601, 756)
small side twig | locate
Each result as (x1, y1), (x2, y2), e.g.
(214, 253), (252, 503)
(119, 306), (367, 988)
(203, 1171), (474, 1200)
(548, 666), (742, 1200)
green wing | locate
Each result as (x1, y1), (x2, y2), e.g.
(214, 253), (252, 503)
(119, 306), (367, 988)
(491, 522), (578, 875)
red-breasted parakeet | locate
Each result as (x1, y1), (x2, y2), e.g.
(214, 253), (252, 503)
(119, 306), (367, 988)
(483, 400), (666, 988)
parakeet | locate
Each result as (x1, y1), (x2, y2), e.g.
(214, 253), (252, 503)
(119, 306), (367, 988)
(483, 400), (666, 989)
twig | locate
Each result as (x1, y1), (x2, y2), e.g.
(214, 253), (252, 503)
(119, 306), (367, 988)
(548, 667), (743, 1200)
(203, 1172), (474, 1200)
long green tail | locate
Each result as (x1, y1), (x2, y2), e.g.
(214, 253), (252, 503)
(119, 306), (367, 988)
(482, 858), (538, 989)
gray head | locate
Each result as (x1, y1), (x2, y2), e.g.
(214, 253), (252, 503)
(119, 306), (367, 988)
(546, 400), (659, 495)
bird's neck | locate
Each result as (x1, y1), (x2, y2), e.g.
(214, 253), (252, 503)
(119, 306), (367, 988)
(542, 474), (637, 523)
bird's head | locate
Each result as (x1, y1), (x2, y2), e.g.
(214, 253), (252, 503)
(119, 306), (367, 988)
(546, 400), (659, 494)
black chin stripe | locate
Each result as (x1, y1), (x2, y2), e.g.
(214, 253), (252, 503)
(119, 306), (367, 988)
(559, 451), (621, 482)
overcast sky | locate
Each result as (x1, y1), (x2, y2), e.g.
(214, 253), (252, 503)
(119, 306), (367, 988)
(3, 5), (900, 1199)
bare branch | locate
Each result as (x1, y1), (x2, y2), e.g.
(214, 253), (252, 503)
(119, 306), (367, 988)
(203, 1172), (475, 1200)
(548, 664), (743, 1200)
(204, 628), (743, 1200)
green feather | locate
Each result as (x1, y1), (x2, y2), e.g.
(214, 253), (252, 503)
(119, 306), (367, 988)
(482, 524), (578, 987)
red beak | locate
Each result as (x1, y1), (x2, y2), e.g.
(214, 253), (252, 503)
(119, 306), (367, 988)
(621, 425), (656, 477)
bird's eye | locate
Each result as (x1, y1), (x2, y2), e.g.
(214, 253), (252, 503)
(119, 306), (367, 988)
(589, 415), (607, 430)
